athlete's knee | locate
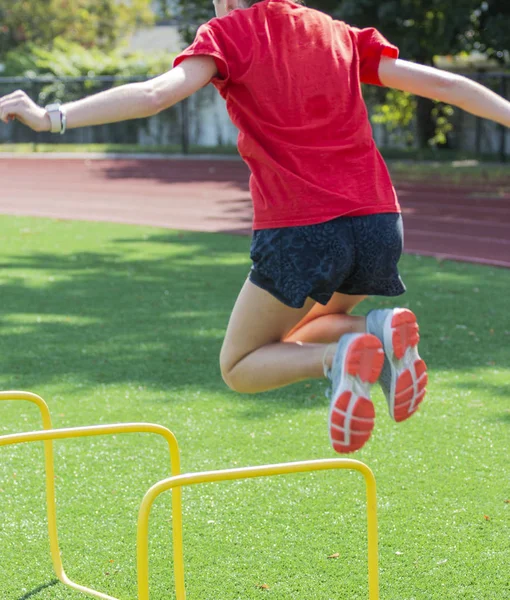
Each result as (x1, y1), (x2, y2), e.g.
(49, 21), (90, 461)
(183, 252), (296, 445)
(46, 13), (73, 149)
(220, 360), (236, 391)
(219, 352), (255, 394)
(220, 366), (253, 393)
(219, 349), (238, 391)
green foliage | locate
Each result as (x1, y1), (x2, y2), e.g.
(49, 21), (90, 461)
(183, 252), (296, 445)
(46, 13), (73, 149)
(330, 0), (510, 86)
(430, 103), (455, 146)
(155, 0), (181, 20)
(371, 89), (416, 147)
(180, 2), (216, 44)
(2, 37), (175, 105)
(0, 0), (154, 58)
(170, 0), (510, 147)
(371, 89), (456, 148)
(3, 37), (174, 79)
(172, 0), (510, 63)
(337, 0), (509, 65)
(337, 2), (510, 148)
(472, 1), (510, 61)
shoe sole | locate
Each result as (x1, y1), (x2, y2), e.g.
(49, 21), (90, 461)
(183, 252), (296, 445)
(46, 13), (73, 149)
(328, 334), (384, 454)
(383, 309), (428, 422)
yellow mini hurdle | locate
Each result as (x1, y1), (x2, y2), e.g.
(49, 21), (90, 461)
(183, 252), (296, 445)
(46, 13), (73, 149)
(0, 391), (380, 599)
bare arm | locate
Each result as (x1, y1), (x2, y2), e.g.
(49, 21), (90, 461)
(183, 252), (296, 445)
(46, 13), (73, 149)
(378, 56), (510, 128)
(0, 56), (217, 132)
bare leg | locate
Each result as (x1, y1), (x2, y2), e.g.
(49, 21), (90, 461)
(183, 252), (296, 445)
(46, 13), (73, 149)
(219, 281), (386, 455)
(284, 293), (367, 344)
(220, 279), (337, 393)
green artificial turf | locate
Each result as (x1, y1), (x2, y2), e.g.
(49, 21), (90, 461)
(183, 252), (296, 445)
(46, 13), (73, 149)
(0, 216), (508, 599)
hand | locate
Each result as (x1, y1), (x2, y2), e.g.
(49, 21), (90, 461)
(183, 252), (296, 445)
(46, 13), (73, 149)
(0, 90), (51, 132)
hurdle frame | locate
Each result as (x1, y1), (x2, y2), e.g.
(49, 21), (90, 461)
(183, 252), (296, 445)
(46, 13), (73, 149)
(0, 391), (380, 599)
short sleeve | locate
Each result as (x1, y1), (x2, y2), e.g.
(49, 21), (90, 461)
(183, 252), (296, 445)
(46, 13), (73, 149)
(350, 27), (399, 86)
(173, 22), (230, 84)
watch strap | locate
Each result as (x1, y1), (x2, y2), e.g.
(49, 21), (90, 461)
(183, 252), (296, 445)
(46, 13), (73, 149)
(45, 103), (63, 134)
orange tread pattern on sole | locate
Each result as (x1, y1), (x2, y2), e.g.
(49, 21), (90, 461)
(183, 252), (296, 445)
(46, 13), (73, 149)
(330, 394), (375, 431)
(345, 334), (385, 384)
(393, 359), (428, 422)
(330, 395), (374, 452)
(391, 310), (420, 360)
(329, 335), (384, 453)
(389, 309), (428, 422)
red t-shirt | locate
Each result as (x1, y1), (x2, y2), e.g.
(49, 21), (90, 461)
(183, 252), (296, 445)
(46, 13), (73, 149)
(174, 0), (400, 230)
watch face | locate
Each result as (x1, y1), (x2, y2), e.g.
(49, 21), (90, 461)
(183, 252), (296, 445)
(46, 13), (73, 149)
(45, 103), (61, 111)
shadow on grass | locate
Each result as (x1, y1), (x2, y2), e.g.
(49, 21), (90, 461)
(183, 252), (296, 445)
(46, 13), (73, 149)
(494, 412), (510, 424)
(16, 579), (59, 600)
(454, 381), (510, 400)
(0, 229), (508, 406)
(0, 230), (251, 396)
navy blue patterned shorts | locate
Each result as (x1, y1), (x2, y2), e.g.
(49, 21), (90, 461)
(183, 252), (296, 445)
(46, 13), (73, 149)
(249, 213), (406, 308)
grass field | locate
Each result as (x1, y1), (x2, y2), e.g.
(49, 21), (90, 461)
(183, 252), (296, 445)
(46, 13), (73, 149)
(0, 215), (508, 600)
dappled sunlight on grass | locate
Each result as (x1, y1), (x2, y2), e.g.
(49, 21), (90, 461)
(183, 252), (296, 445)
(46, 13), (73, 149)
(0, 216), (508, 600)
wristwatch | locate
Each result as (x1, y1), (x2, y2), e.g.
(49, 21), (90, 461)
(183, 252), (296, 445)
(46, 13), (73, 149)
(45, 103), (67, 135)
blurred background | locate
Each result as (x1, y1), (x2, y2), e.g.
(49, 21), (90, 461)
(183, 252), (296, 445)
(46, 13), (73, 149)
(0, 0), (509, 160)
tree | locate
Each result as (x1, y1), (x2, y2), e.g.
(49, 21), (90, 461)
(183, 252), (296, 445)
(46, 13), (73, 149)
(338, 1), (478, 147)
(337, 1), (480, 64)
(171, 0), (510, 147)
(0, 0), (154, 58)
(336, 1), (510, 147)
(475, 1), (510, 61)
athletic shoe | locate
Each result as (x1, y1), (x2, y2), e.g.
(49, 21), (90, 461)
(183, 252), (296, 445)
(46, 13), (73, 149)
(366, 308), (428, 422)
(326, 333), (385, 454)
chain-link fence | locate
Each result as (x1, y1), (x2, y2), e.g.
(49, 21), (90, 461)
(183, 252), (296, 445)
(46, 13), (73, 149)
(0, 72), (508, 160)
(0, 75), (237, 152)
(462, 72), (508, 161)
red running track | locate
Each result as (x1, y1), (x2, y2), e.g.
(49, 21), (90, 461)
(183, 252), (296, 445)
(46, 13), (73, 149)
(1, 156), (509, 268)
